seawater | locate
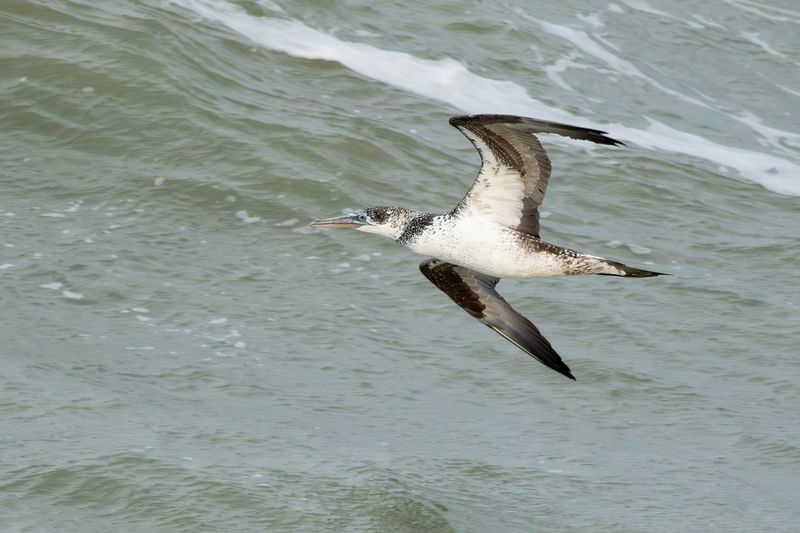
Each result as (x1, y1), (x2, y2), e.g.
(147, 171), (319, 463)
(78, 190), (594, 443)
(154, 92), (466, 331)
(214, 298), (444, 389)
(1, 1), (799, 531)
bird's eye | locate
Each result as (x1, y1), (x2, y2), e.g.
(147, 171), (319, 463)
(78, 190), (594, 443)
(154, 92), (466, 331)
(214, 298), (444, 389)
(358, 214), (367, 222)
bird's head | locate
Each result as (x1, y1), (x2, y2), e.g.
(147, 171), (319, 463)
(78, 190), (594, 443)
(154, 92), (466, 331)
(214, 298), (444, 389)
(310, 206), (413, 240)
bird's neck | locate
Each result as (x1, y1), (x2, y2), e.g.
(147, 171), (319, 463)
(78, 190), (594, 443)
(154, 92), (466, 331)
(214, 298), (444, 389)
(396, 210), (442, 244)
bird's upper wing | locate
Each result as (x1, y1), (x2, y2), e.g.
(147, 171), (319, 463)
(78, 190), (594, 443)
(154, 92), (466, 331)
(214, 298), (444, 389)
(449, 114), (623, 238)
(419, 258), (574, 380)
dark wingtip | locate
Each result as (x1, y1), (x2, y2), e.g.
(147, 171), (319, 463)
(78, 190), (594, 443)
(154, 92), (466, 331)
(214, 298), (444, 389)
(560, 365), (576, 380)
(548, 358), (576, 380)
(592, 137), (625, 147)
(449, 114), (625, 147)
(583, 131), (625, 147)
(639, 271), (669, 278)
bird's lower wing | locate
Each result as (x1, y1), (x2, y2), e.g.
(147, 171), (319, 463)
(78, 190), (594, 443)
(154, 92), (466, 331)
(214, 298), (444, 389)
(419, 258), (575, 380)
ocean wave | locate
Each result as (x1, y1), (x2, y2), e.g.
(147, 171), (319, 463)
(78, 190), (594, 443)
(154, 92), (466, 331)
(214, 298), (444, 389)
(174, 0), (800, 196)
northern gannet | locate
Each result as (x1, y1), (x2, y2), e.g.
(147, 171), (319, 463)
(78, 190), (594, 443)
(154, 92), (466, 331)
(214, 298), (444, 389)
(311, 115), (665, 380)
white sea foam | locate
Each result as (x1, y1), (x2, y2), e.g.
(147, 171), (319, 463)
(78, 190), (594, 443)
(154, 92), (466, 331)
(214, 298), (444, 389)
(741, 32), (785, 58)
(617, 0), (702, 29)
(577, 13), (604, 29)
(174, 0), (575, 121)
(607, 240), (651, 255)
(776, 84), (800, 99)
(618, 0), (672, 19)
(63, 290), (84, 300)
(235, 210), (261, 223)
(256, 0), (283, 13)
(690, 14), (726, 30)
(175, 0), (800, 196)
(731, 111), (800, 153)
(612, 119), (800, 195)
(531, 17), (709, 108)
(542, 51), (587, 91)
(721, 0), (800, 24)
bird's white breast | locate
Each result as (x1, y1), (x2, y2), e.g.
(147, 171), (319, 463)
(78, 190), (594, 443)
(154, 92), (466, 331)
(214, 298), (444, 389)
(406, 216), (570, 278)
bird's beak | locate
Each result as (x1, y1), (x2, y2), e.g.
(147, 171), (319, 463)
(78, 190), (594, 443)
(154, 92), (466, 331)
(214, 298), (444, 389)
(308, 214), (365, 229)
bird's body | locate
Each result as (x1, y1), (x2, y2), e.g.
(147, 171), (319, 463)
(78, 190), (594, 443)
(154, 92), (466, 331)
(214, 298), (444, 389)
(401, 213), (639, 278)
(311, 114), (666, 380)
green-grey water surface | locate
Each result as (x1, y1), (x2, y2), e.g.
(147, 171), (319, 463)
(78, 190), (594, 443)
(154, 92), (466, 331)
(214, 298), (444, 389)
(2, 0), (799, 531)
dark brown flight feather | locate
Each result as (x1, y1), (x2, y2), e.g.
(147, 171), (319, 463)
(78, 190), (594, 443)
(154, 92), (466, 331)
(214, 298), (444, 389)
(420, 258), (575, 380)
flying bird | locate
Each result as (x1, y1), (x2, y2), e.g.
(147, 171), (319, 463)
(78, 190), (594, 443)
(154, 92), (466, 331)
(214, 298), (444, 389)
(311, 115), (665, 380)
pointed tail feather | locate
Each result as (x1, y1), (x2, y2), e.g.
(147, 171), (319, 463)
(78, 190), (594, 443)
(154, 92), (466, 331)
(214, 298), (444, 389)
(596, 259), (668, 277)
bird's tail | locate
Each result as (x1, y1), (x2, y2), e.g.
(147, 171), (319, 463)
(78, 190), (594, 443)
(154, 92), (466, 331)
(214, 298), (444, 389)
(594, 258), (667, 277)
